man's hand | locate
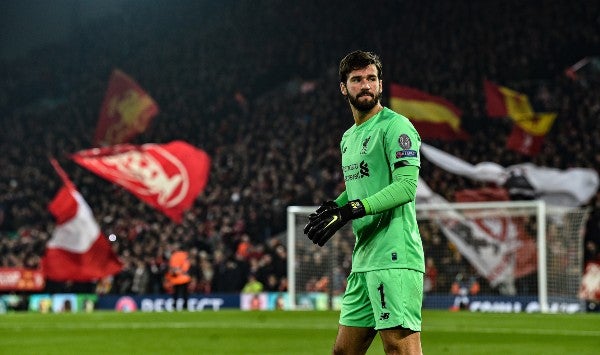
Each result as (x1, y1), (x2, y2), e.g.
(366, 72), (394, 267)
(304, 200), (366, 246)
(305, 201), (338, 227)
(303, 201), (337, 240)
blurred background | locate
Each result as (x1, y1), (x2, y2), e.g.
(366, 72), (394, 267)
(0, 0), (599, 312)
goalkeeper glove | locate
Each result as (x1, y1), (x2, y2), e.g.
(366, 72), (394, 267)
(304, 200), (366, 247)
(306, 200), (338, 225)
(304, 201), (338, 241)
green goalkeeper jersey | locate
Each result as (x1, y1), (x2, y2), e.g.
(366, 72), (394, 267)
(340, 107), (425, 273)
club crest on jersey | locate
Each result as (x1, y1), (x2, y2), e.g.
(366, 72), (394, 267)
(398, 134), (411, 149)
(360, 136), (371, 155)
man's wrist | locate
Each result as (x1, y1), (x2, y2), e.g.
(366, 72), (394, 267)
(340, 199), (366, 220)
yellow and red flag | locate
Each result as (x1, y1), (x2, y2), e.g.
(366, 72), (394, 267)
(483, 80), (534, 120)
(93, 69), (159, 146)
(389, 84), (468, 140)
(484, 80), (557, 156)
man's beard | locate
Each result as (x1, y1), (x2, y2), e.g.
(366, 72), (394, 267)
(347, 90), (382, 112)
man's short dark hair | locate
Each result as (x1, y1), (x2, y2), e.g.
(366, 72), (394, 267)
(339, 50), (383, 84)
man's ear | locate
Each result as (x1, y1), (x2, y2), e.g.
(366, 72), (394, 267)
(340, 82), (347, 95)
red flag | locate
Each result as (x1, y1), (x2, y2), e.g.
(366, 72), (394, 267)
(93, 69), (159, 146)
(42, 162), (123, 282)
(389, 84), (468, 140)
(506, 125), (545, 156)
(506, 113), (557, 156)
(71, 141), (211, 223)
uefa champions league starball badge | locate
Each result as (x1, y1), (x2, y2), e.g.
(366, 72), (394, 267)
(398, 134), (411, 149)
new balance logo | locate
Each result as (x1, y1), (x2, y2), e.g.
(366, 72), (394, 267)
(379, 312), (390, 320)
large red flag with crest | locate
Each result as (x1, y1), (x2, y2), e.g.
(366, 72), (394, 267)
(42, 159), (123, 282)
(71, 141), (211, 223)
(454, 187), (538, 283)
(93, 69), (159, 146)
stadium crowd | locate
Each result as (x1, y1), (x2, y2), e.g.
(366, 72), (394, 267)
(0, 0), (599, 297)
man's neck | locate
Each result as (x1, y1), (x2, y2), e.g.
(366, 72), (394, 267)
(352, 104), (384, 126)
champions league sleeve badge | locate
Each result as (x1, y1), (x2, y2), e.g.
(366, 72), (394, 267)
(398, 134), (412, 149)
(395, 133), (417, 158)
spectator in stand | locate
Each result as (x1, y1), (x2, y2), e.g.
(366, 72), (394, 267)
(131, 259), (149, 295)
(242, 273), (264, 294)
(164, 250), (192, 310)
(196, 251), (214, 294)
(450, 271), (481, 311)
(424, 257), (438, 294)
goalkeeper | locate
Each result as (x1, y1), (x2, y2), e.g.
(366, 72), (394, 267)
(304, 50), (424, 355)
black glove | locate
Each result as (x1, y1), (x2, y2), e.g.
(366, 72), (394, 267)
(304, 200), (366, 246)
(306, 200), (338, 224)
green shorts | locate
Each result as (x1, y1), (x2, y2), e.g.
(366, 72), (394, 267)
(339, 268), (423, 331)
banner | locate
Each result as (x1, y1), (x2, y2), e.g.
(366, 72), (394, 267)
(455, 188), (537, 281)
(95, 294), (236, 312)
(422, 295), (581, 313)
(434, 191), (515, 287)
(415, 180), (516, 286)
(93, 69), (159, 146)
(72, 141), (211, 222)
(420, 143), (599, 207)
(0, 268), (45, 291)
(28, 293), (98, 313)
(417, 186), (535, 287)
(389, 84), (468, 140)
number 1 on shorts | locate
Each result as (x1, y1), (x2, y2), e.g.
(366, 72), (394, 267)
(377, 283), (386, 308)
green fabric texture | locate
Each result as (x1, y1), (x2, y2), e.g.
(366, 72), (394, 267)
(334, 190), (349, 207)
(361, 165), (419, 214)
